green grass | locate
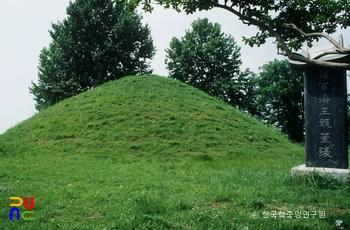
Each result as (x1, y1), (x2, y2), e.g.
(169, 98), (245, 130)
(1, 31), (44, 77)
(0, 75), (349, 229)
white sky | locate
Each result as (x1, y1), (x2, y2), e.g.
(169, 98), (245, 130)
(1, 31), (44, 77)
(0, 1), (349, 134)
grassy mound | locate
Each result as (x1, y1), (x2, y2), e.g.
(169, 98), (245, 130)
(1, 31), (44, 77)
(0, 75), (349, 229)
(0, 75), (298, 159)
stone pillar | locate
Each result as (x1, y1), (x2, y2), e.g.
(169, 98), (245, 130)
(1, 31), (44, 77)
(304, 67), (348, 168)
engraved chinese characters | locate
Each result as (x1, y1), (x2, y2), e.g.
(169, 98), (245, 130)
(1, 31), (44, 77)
(304, 68), (348, 168)
(318, 71), (333, 159)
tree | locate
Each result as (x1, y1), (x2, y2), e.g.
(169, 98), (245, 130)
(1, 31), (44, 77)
(227, 68), (257, 114)
(348, 93), (350, 144)
(126, 0), (350, 69)
(165, 18), (255, 111)
(253, 59), (304, 142)
(30, 0), (155, 111)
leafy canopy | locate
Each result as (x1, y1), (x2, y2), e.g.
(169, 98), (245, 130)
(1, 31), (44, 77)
(165, 18), (255, 111)
(30, 0), (155, 111)
(253, 59), (304, 142)
(125, 0), (350, 69)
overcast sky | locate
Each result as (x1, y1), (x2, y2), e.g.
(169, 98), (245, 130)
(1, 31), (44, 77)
(0, 1), (349, 135)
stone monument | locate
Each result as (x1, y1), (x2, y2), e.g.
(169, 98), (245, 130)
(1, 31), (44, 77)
(289, 35), (350, 182)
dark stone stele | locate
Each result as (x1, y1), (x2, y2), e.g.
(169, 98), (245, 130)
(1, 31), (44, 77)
(304, 68), (348, 168)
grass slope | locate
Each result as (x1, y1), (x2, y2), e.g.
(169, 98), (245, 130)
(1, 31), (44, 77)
(1, 75), (297, 159)
(0, 75), (349, 229)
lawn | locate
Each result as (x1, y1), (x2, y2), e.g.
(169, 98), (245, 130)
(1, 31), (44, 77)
(0, 75), (349, 229)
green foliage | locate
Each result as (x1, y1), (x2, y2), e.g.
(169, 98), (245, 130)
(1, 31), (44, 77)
(253, 59), (304, 142)
(127, 0), (350, 68)
(30, 0), (155, 111)
(1, 76), (349, 229)
(165, 18), (255, 111)
(348, 93), (350, 144)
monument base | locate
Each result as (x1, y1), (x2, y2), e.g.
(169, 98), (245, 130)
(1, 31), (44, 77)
(291, 164), (350, 183)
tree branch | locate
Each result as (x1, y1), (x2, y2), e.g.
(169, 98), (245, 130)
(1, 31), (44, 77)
(213, 3), (350, 69)
(288, 52), (350, 69)
(213, 3), (293, 56)
(282, 23), (346, 52)
(313, 51), (346, 60)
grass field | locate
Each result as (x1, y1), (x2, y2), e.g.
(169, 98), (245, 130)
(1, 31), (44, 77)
(0, 75), (349, 229)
